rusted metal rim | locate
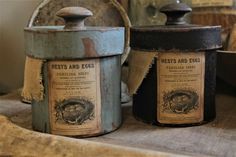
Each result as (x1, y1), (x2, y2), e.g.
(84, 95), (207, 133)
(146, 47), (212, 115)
(27, 0), (131, 64)
(131, 26), (222, 51)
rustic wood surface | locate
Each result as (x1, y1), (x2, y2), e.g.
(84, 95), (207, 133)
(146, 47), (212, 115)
(0, 89), (236, 157)
(0, 114), (179, 157)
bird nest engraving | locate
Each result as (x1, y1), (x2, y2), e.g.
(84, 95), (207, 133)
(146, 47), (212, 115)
(55, 98), (95, 125)
(162, 90), (199, 114)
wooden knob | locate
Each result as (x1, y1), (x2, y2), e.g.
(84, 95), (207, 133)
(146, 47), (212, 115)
(160, 3), (192, 25)
(56, 7), (93, 29)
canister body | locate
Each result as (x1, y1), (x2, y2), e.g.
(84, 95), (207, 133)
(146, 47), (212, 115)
(25, 26), (124, 136)
(133, 50), (217, 126)
(32, 56), (121, 137)
(130, 21), (221, 126)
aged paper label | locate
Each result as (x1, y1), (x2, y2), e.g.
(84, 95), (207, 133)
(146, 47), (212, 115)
(192, 0), (233, 7)
(48, 59), (101, 136)
(157, 52), (205, 124)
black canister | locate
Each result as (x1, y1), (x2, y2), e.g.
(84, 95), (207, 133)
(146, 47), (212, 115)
(130, 3), (222, 126)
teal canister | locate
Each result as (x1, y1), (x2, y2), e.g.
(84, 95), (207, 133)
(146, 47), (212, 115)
(24, 7), (125, 137)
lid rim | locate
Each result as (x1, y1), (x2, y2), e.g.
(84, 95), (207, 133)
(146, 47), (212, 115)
(130, 47), (222, 52)
(130, 26), (222, 51)
(131, 25), (221, 32)
(24, 26), (125, 32)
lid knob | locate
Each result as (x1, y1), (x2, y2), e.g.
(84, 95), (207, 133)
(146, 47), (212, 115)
(160, 3), (192, 25)
(56, 7), (93, 29)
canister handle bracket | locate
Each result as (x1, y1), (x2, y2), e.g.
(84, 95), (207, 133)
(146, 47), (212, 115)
(56, 7), (93, 29)
(160, 3), (192, 25)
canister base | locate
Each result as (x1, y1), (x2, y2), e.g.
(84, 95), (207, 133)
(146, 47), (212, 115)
(133, 112), (215, 127)
(33, 121), (122, 138)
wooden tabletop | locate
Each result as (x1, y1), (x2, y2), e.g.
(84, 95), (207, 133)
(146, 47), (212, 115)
(0, 88), (235, 157)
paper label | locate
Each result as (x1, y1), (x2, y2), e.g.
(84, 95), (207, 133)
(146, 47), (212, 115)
(48, 59), (101, 136)
(192, 0), (233, 7)
(157, 52), (205, 124)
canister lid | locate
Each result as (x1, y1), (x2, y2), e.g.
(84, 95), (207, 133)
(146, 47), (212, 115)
(25, 7), (125, 60)
(24, 7), (125, 59)
(130, 3), (222, 51)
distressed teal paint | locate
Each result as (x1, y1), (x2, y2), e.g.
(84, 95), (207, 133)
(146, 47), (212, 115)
(100, 56), (121, 132)
(31, 57), (122, 136)
(32, 63), (50, 133)
(27, 21), (124, 136)
(25, 26), (125, 59)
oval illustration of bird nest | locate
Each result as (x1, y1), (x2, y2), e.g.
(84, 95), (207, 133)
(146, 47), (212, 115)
(55, 98), (94, 125)
(163, 90), (199, 114)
